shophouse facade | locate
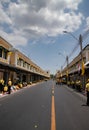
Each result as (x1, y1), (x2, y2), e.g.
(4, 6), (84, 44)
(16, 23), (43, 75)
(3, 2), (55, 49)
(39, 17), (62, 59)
(56, 44), (89, 89)
(0, 36), (50, 86)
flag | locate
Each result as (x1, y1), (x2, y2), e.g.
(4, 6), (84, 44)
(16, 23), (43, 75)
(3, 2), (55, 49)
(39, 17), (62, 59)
(66, 70), (68, 77)
(81, 60), (85, 75)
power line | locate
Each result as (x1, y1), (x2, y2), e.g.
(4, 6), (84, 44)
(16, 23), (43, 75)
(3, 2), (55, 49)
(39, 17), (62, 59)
(82, 28), (89, 40)
(68, 42), (80, 59)
(61, 29), (89, 69)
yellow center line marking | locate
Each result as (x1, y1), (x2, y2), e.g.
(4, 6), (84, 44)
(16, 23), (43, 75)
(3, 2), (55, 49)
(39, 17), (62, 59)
(51, 86), (56, 130)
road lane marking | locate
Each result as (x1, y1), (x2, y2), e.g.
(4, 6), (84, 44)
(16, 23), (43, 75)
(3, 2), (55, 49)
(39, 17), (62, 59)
(51, 86), (56, 130)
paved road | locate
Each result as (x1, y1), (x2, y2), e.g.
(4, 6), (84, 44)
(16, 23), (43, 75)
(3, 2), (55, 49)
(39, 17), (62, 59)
(0, 81), (52, 130)
(55, 84), (89, 130)
(0, 80), (89, 130)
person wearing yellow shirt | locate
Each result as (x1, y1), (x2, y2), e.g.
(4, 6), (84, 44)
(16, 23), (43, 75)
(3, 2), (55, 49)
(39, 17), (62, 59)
(85, 79), (89, 106)
(8, 79), (12, 94)
(0, 79), (4, 94)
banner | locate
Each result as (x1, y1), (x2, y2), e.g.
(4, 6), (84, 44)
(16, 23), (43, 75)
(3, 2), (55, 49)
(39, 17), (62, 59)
(81, 60), (85, 75)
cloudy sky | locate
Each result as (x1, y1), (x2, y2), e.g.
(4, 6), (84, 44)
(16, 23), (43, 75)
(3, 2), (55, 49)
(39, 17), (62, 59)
(0, 0), (89, 74)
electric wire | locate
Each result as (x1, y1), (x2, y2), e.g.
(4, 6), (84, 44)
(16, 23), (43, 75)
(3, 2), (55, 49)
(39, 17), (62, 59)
(61, 28), (89, 69)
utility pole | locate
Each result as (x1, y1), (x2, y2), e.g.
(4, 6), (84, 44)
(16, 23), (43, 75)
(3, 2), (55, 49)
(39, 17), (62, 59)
(79, 34), (83, 61)
(63, 31), (85, 89)
(79, 34), (85, 89)
(66, 56), (69, 84)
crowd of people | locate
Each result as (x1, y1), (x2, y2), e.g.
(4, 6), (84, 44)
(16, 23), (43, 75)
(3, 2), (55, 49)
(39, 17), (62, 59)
(0, 79), (12, 94)
(0, 79), (27, 95)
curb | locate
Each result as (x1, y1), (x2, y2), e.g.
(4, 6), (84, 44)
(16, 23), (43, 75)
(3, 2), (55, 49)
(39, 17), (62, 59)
(64, 85), (87, 102)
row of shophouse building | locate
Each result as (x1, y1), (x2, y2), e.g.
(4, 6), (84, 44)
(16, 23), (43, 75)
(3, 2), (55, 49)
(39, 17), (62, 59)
(56, 44), (89, 90)
(0, 36), (50, 86)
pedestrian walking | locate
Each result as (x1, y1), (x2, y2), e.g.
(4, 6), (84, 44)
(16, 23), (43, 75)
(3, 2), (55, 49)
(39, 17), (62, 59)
(85, 79), (89, 106)
(8, 79), (12, 94)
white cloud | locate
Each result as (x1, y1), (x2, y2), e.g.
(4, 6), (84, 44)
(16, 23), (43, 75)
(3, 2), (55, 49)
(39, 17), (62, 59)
(0, 3), (12, 24)
(65, 0), (82, 10)
(0, 0), (84, 47)
(86, 17), (89, 27)
(0, 29), (27, 47)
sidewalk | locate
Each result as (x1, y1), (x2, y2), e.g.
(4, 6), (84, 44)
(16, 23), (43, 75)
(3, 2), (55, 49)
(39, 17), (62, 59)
(0, 82), (39, 99)
(0, 86), (29, 99)
(0, 93), (8, 98)
(0, 88), (28, 99)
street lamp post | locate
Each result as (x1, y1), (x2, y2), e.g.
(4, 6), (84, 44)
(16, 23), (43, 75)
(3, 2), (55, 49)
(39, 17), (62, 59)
(63, 31), (85, 89)
(63, 31), (78, 41)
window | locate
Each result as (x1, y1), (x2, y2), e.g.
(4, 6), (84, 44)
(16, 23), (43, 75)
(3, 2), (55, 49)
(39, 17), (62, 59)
(27, 64), (29, 69)
(0, 48), (2, 57)
(23, 61), (26, 67)
(17, 58), (22, 66)
(3, 50), (7, 59)
(17, 59), (20, 65)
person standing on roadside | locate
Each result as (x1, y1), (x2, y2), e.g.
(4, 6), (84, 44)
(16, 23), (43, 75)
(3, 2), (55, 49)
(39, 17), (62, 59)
(0, 79), (4, 94)
(8, 79), (12, 94)
(85, 79), (89, 106)
(1, 79), (4, 94)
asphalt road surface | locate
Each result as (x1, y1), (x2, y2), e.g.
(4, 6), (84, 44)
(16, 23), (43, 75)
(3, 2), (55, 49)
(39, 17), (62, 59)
(0, 80), (89, 130)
